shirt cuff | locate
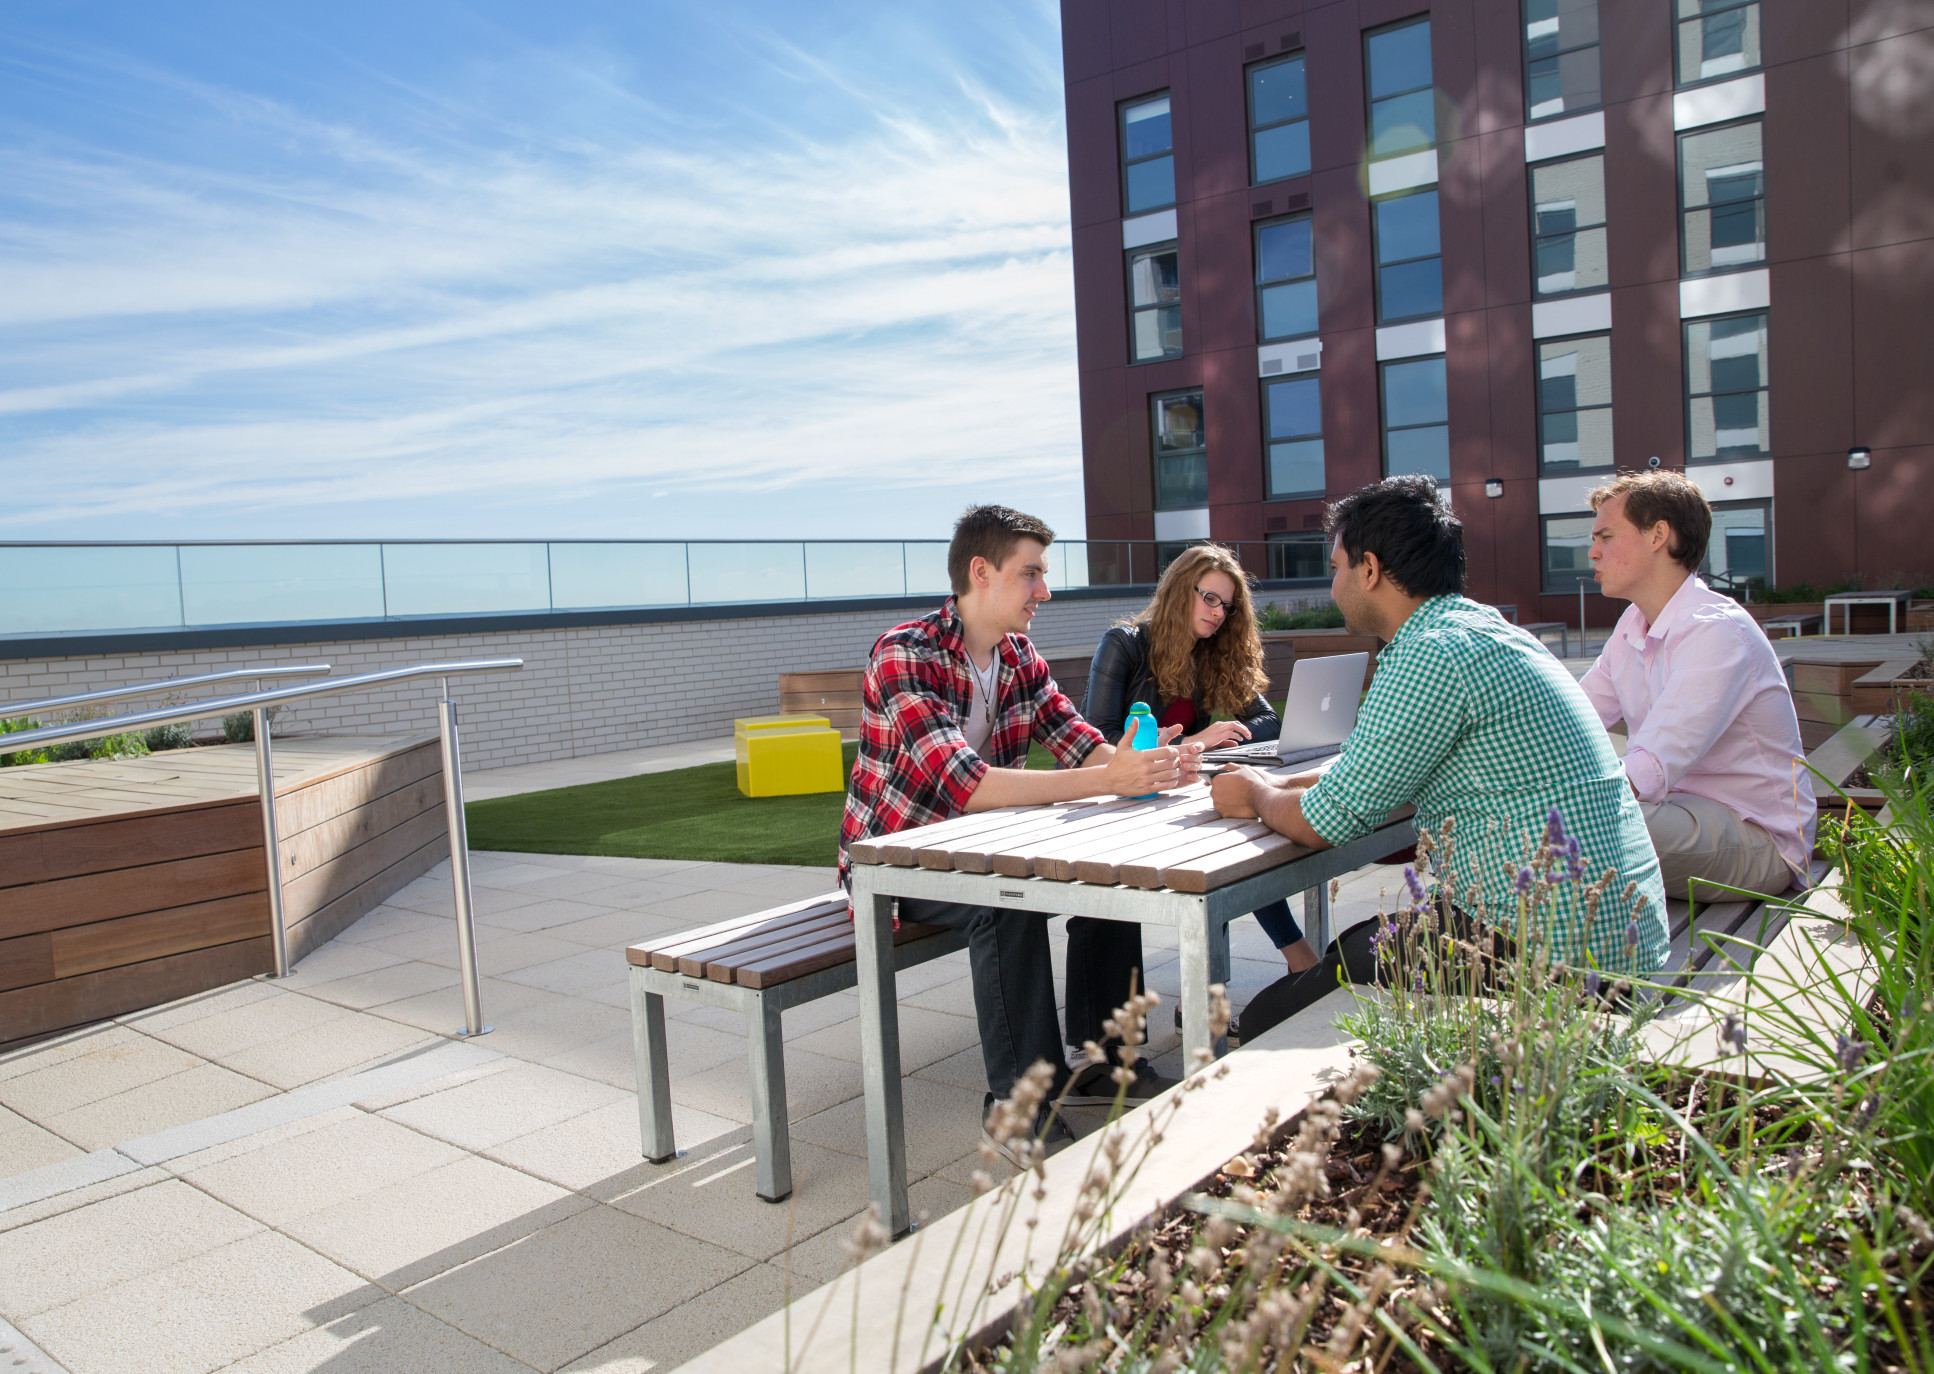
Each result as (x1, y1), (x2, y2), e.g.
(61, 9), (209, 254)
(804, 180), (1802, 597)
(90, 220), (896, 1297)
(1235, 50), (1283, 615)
(1296, 778), (1363, 847)
(939, 748), (991, 811)
(1623, 749), (1667, 805)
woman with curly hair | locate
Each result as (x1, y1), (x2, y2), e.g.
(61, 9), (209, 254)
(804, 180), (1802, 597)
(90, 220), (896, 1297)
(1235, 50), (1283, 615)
(1085, 545), (1320, 1003)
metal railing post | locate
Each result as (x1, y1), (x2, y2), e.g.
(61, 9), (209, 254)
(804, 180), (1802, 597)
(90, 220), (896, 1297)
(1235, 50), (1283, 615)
(437, 679), (490, 1036)
(252, 706), (291, 977)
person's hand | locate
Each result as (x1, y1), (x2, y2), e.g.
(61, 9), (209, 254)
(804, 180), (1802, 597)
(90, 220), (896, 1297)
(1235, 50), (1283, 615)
(1103, 728), (1185, 796)
(1211, 766), (1264, 819)
(1186, 720), (1252, 751)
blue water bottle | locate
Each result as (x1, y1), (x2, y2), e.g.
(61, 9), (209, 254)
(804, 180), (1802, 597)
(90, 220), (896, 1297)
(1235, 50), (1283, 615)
(1127, 701), (1159, 797)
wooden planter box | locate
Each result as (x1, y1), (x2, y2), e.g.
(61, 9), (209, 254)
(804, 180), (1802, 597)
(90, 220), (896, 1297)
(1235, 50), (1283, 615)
(1851, 659), (1934, 715)
(1746, 602), (1824, 624)
(1909, 601), (1934, 632)
(1790, 657), (1887, 728)
(0, 735), (446, 1044)
(1809, 715), (1888, 811)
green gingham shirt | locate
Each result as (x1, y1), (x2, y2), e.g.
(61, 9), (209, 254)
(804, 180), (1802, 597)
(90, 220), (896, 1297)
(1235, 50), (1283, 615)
(1301, 596), (1669, 976)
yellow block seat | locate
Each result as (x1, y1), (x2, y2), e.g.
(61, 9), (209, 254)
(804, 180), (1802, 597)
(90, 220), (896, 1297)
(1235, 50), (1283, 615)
(734, 715), (846, 797)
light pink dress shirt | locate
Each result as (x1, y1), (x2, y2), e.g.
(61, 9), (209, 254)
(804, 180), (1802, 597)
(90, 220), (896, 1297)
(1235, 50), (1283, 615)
(1579, 575), (1816, 880)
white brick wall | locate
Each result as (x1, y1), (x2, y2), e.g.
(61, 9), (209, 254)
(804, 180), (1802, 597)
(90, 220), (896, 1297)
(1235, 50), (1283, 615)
(1, 595), (1184, 772)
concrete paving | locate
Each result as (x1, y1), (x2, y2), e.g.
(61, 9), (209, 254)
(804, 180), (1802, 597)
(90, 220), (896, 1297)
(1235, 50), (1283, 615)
(0, 850), (1400, 1374)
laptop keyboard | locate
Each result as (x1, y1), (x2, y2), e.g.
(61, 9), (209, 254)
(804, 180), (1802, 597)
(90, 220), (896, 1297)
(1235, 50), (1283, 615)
(1201, 742), (1340, 767)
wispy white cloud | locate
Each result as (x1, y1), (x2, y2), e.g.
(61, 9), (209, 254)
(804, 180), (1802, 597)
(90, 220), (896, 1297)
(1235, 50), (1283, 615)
(0, 7), (1082, 537)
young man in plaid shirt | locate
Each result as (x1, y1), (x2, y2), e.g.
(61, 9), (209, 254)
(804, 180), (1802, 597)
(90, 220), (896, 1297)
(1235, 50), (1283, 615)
(839, 506), (1192, 1135)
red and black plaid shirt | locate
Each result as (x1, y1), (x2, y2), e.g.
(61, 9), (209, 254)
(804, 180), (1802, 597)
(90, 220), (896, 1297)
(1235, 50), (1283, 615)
(838, 598), (1105, 887)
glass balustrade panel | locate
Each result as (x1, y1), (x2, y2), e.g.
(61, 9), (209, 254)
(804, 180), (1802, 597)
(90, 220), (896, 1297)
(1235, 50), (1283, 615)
(804, 543), (908, 600)
(548, 543), (690, 609)
(179, 544), (385, 625)
(382, 543), (551, 616)
(686, 543), (806, 604)
(0, 545), (183, 635)
(902, 543), (952, 597)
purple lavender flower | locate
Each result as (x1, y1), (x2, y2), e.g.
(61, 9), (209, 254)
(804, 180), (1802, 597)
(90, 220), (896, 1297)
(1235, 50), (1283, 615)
(1835, 1033), (1868, 1075)
(1625, 919), (1641, 951)
(1852, 1095), (1880, 1131)
(1545, 807), (1568, 846)
(1583, 969), (1601, 998)
(1403, 866), (1428, 906)
(1515, 866), (1534, 895)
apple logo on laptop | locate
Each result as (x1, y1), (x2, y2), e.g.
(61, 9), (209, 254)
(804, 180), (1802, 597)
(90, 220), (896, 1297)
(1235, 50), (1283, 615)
(1319, 693), (1332, 713)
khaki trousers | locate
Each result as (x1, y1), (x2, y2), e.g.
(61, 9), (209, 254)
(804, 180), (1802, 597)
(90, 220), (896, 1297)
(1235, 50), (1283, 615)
(1641, 792), (1795, 903)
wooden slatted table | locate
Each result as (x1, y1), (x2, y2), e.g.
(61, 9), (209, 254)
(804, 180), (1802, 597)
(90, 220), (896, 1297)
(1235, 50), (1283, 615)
(846, 765), (1415, 1234)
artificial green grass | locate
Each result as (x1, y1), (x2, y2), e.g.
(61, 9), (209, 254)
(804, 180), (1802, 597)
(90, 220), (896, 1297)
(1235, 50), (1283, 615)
(466, 741), (1057, 867)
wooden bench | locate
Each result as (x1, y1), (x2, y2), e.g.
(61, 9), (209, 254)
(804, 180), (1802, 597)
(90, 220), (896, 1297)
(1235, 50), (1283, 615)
(1656, 858), (1829, 1004)
(1762, 613), (1821, 638)
(626, 893), (966, 1201)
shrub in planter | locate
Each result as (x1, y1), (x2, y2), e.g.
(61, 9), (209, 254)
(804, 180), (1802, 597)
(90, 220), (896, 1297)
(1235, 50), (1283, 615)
(1257, 601), (1345, 631)
(222, 706), (283, 743)
(144, 721), (194, 752)
(1, 715), (48, 767)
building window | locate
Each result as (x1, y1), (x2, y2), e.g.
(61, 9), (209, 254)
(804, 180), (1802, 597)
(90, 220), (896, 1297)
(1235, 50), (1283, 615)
(1366, 18), (1435, 160)
(1524, 0), (1601, 119)
(1264, 376), (1324, 499)
(1380, 356), (1449, 481)
(1704, 499), (1770, 587)
(1152, 389), (1207, 508)
(1256, 216), (1318, 341)
(1676, 0), (1760, 85)
(1529, 154), (1607, 296)
(1121, 94), (1175, 215)
(1536, 335), (1614, 473)
(1248, 54), (1310, 183)
(1374, 189), (1443, 323)
(1679, 120), (1764, 275)
(1685, 312), (1769, 462)
(1128, 245), (1182, 362)
(1542, 513), (1595, 591)
(1267, 532), (1329, 581)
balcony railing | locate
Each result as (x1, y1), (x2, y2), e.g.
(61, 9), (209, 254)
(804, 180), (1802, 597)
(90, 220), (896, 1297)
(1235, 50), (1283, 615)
(0, 538), (1328, 638)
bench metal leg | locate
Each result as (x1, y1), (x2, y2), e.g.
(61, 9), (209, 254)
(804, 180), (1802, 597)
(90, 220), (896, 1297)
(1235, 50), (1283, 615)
(1303, 882), (1332, 954)
(853, 881), (910, 1236)
(630, 975), (677, 1163)
(746, 997), (793, 1202)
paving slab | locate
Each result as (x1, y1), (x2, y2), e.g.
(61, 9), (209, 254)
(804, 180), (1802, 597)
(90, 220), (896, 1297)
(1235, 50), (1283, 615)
(180, 1110), (469, 1227)
(0, 1178), (261, 1318)
(404, 1203), (751, 1371)
(557, 1260), (810, 1374)
(23, 1229), (380, 1374)
(488, 1097), (741, 1194)
(285, 1154), (589, 1293)
(380, 1060), (627, 1153)
(221, 1295), (534, 1374)
(42, 1063), (280, 1152)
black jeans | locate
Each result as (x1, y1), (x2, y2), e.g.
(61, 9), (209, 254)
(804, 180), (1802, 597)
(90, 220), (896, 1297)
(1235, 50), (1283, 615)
(898, 900), (1143, 1098)
(1239, 908), (1508, 1042)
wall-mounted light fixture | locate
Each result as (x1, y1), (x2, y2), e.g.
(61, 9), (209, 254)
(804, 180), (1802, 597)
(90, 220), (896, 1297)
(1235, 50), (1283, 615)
(1848, 446), (1872, 470)
(1483, 479), (1504, 498)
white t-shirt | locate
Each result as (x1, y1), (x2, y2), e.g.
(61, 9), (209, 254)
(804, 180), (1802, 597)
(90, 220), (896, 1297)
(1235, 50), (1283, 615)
(962, 654), (998, 756)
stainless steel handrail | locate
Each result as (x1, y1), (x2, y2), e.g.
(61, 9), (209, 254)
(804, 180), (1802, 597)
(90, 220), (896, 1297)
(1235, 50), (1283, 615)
(2, 664), (332, 720)
(2, 658), (523, 1034)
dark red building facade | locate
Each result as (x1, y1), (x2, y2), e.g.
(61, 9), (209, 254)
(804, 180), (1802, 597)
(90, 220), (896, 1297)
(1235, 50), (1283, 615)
(1061, 0), (1932, 620)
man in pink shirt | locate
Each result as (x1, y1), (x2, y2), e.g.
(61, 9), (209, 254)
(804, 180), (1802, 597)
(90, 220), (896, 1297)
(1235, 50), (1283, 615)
(1579, 471), (1815, 901)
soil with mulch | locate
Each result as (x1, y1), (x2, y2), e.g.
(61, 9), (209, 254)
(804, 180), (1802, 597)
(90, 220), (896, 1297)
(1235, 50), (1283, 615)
(959, 1113), (1438, 1372)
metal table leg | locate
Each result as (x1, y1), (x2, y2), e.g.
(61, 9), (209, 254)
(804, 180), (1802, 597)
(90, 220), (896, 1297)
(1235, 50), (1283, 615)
(630, 974), (676, 1163)
(852, 873), (910, 1235)
(1304, 882), (1332, 953)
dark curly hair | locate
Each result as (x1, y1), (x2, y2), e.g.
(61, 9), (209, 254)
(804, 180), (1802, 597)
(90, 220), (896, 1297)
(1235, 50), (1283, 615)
(1324, 475), (1466, 598)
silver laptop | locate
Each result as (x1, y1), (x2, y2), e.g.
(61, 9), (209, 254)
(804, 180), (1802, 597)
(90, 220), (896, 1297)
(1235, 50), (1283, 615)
(1202, 652), (1368, 767)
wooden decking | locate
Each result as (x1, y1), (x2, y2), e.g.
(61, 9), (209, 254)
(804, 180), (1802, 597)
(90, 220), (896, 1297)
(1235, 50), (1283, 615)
(0, 735), (446, 1043)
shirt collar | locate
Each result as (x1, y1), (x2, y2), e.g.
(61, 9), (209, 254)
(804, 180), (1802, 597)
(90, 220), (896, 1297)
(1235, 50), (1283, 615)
(935, 597), (1018, 669)
(1388, 594), (1460, 646)
(1636, 574), (1707, 644)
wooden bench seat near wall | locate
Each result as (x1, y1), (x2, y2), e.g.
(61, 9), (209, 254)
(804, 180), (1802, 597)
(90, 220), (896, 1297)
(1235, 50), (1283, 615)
(0, 734), (447, 1044)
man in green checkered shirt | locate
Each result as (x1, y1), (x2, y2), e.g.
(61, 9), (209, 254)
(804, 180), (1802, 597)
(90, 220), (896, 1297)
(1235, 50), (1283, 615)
(1213, 476), (1668, 1036)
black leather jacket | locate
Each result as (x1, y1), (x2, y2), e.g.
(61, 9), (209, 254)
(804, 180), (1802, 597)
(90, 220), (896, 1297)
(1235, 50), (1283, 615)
(1083, 624), (1283, 744)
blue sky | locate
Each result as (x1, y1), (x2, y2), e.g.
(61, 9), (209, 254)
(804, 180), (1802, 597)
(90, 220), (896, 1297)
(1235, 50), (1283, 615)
(0, 0), (1084, 540)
